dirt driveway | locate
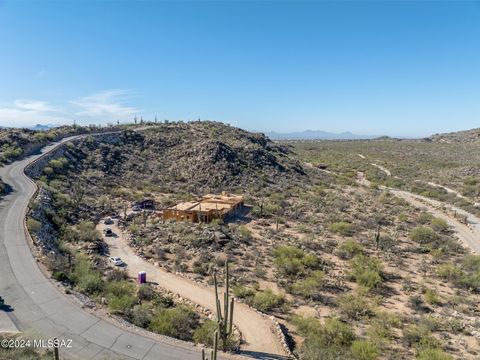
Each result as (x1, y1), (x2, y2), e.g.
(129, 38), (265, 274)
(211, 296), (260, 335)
(97, 220), (287, 358)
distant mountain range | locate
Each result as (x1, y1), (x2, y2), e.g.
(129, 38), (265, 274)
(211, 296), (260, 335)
(29, 124), (61, 131)
(264, 130), (380, 140)
(0, 124), (61, 131)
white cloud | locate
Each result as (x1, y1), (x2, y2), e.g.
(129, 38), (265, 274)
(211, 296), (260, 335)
(0, 100), (69, 127)
(13, 99), (56, 112)
(71, 89), (138, 122)
(0, 89), (140, 127)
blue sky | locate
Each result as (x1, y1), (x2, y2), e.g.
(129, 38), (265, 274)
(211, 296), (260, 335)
(0, 1), (479, 136)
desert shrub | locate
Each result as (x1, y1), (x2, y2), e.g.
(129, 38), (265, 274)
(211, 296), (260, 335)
(108, 294), (136, 315)
(409, 295), (426, 312)
(376, 234), (395, 251)
(430, 218), (448, 232)
(252, 289), (287, 313)
(71, 257), (104, 294)
(193, 319), (217, 346)
(423, 288), (441, 306)
(329, 221), (354, 236)
(436, 262), (462, 281)
(104, 280), (136, 314)
(336, 240), (363, 260)
(290, 270), (325, 298)
(462, 255), (480, 272)
(138, 284), (155, 301)
(237, 225), (252, 241)
(52, 271), (69, 282)
(419, 315), (443, 333)
(26, 218), (42, 234)
(233, 285), (256, 299)
(149, 306), (199, 341)
(320, 317), (355, 347)
(192, 319), (238, 350)
(403, 324), (440, 349)
(129, 304), (151, 328)
(457, 272), (480, 291)
(77, 221), (101, 242)
(367, 310), (401, 346)
(250, 205), (262, 217)
(77, 272), (104, 294)
(105, 268), (129, 282)
(293, 316), (356, 360)
(418, 213), (434, 224)
(273, 245), (318, 277)
(337, 292), (373, 320)
(437, 257), (480, 292)
(416, 347), (453, 360)
(350, 340), (379, 360)
(152, 293), (175, 308)
(410, 227), (439, 244)
(105, 280), (135, 297)
(49, 157), (68, 170)
(348, 255), (383, 290)
(192, 260), (210, 276)
(302, 338), (351, 359)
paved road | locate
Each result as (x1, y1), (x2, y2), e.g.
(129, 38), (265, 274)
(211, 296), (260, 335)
(0, 135), (213, 359)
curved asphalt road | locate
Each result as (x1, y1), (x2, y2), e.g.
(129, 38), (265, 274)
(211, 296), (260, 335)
(0, 135), (207, 359)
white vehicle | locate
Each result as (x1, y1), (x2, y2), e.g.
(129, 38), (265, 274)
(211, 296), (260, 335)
(109, 257), (124, 266)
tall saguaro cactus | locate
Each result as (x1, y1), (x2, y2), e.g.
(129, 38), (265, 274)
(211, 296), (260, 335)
(214, 261), (235, 352)
(201, 262), (235, 359)
(201, 331), (218, 360)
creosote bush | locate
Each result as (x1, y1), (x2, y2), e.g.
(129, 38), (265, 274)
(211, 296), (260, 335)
(273, 245), (319, 277)
(348, 254), (383, 290)
(337, 292), (374, 320)
(290, 270), (325, 298)
(336, 239), (363, 260)
(410, 227), (439, 244)
(148, 306), (199, 341)
(329, 221), (354, 236)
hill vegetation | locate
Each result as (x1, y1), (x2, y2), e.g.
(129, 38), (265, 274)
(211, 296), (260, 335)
(22, 122), (480, 359)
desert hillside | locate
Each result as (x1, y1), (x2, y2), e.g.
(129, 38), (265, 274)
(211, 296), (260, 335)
(20, 122), (480, 360)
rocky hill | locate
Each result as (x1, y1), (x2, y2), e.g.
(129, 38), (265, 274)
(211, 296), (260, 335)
(25, 121), (480, 360)
(0, 125), (94, 164)
(429, 128), (480, 143)
(54, 121), (306, 197)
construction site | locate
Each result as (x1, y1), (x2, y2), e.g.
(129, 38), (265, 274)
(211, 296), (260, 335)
(162, 192), (244, 223)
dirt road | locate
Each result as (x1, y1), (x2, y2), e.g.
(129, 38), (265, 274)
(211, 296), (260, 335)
(97, 221), (287, 358)
(390, 189), (480, 253)
(354, 155), (480, 254)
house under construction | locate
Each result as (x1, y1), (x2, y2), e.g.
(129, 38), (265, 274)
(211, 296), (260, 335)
(162, 192), (244, 223)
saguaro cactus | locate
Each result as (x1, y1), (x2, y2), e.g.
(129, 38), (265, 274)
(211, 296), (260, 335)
(201, 331), (218, 360)
(213, 261), (235, 352)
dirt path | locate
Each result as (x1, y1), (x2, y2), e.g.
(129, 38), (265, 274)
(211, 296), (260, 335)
(389, 189), (480, 253)
(420, 180), (479, 206)
(354, 156), (480, 254)
(97, 221), (287, 358)
(371, 163), (391, 176)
